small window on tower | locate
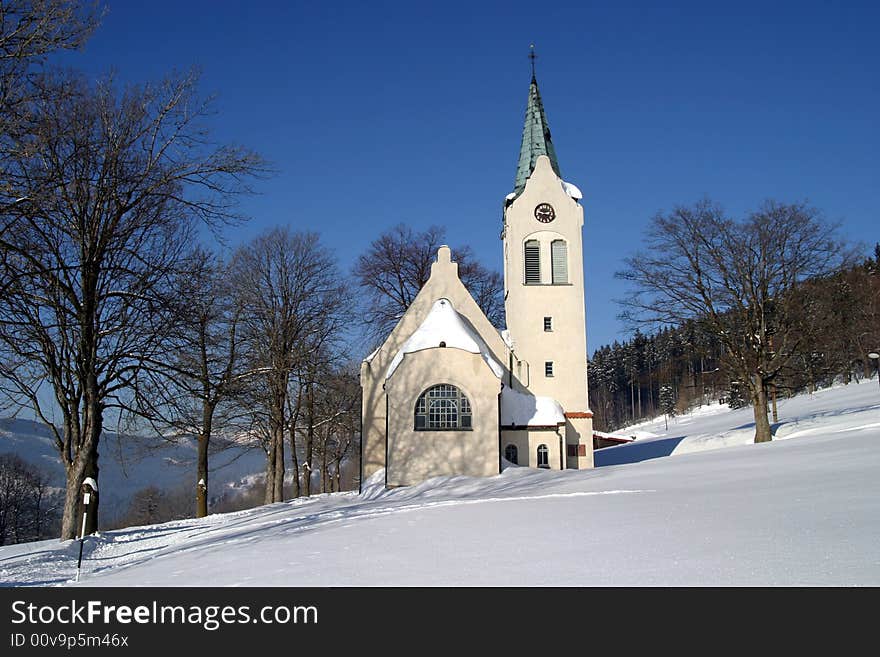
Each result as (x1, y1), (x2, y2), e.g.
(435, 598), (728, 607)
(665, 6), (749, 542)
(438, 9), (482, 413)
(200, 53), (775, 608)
(545, 361), (554, 377)
(543, 317), (552, 332)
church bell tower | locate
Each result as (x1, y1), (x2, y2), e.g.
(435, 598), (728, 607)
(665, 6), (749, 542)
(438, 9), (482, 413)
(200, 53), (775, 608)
(502, 59), (594, 468)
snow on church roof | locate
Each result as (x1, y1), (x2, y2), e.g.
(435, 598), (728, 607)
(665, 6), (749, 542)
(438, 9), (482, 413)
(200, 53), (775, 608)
(385, 298), (505, 381)
(498, 328), (514, 349)
(561, 180), (582, 201)
(362, 346), (380, 364)
(500, 386), (566, 427)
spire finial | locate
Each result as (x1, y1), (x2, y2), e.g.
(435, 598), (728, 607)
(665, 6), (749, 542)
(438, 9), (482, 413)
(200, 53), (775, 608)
(513, 44), (561, 195)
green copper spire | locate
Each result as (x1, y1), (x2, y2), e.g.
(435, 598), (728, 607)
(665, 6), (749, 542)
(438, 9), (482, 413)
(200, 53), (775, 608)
(513, 57), (561, 195)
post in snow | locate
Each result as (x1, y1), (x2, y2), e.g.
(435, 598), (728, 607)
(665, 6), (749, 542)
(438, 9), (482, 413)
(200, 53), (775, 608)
(75, 477), (98, 582)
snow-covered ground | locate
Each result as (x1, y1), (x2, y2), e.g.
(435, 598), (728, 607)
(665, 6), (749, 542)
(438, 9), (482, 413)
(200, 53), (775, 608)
(1, 379), (878, 586)
(595, 378), (880, 465)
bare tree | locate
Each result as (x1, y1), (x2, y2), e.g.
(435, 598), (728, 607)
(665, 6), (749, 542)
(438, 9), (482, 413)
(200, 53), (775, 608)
(0, 1), (98, 78)
(0, 69), (264, 538)
(319, 366), (360, 492)
(231, 228), (350, 504)
(132, 249), (252, 518)
(0, 452), (61, 544)
(353, 223), (504, 343)
(617, 199), (849, 443)
(292, 340), (352, 496)
(0, 1), (100, 141)
(1, 1), (101, 283)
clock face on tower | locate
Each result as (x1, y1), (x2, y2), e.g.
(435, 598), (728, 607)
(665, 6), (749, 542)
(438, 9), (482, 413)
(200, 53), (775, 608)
(534, 203), (555, 223)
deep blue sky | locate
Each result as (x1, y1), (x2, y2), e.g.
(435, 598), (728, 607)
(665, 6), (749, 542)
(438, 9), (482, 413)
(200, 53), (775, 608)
(58, 0), (879, 355)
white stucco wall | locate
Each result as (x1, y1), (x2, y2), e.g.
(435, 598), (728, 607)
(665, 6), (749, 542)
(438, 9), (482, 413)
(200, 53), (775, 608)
(385, 348), (501, 487)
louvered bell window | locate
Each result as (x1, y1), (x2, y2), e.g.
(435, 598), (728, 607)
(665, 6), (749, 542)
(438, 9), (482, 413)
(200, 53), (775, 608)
(551, 239), (568, 284)
(524, 240), (540, 284)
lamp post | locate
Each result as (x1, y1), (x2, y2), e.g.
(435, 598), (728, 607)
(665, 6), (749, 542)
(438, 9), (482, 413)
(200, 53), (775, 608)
(869, 353), (880, 394)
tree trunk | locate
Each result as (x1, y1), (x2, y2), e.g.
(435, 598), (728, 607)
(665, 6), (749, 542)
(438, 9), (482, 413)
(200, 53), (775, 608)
(273, 435), (284, 502)
(61, 448), (100, 539)
(303, 437), (313, 496)
(303, 382), (314, 497)
(196, 433), (209, 518)
(59, 399), (102, 540)
(321, 440), (329, 493)
(750, 375), (773, 443)
(196, 399), (214, 518)
(34, 486), (44, 540)
(82, 445), (99, 537)
(263, 443), (276, 504)
(629, 383), (635, 422)
(265, 374), (286, 503)
(60, 456), (88, 540)
(289, 422), (300, 498)
(770, 384), (778, 424)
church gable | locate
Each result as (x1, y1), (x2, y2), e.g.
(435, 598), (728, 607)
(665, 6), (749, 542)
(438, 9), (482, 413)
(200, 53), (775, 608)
(384, 347), (502, 487)
(360, 245), (510, 483)
(385, 298), (505, 382)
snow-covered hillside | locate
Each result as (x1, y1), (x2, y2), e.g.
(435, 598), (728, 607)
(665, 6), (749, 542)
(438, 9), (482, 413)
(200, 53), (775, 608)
(1, 379), (878, 586)
(595, 377), (880, 466)
(0, 418), (266, 522)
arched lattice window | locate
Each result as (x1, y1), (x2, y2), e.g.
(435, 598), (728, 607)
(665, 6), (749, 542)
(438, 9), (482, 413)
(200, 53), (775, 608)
(505, 444), (518, 465)
(537, 444), (550, 468)
(414, 384), (472, 430)
(551, 239), (568, 284)
(524, 240), (541, 284)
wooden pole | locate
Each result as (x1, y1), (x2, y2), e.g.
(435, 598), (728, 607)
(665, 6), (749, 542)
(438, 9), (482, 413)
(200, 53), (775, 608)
(75, 491), (90, 582)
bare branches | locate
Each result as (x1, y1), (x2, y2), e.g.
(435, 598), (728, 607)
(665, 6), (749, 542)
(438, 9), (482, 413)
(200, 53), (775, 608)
(0, 1), (98, 64)
(0, 452), (62, 544)
(353, 223), (504, 343)
(0, 1), (101, 173)
(230, 227), (354, 502)
(0, 67), (264, 537)
(616, 198), (849, 442)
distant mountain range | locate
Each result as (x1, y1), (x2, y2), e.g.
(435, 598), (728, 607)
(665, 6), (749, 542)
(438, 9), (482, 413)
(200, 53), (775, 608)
(0, 417), (267, 524)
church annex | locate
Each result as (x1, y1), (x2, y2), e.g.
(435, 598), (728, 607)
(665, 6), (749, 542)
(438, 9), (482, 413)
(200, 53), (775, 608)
(360, 69), (594, 487)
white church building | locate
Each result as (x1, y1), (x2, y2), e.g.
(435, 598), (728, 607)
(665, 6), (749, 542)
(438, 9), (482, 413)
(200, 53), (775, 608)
(360, 70), (594, 487)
